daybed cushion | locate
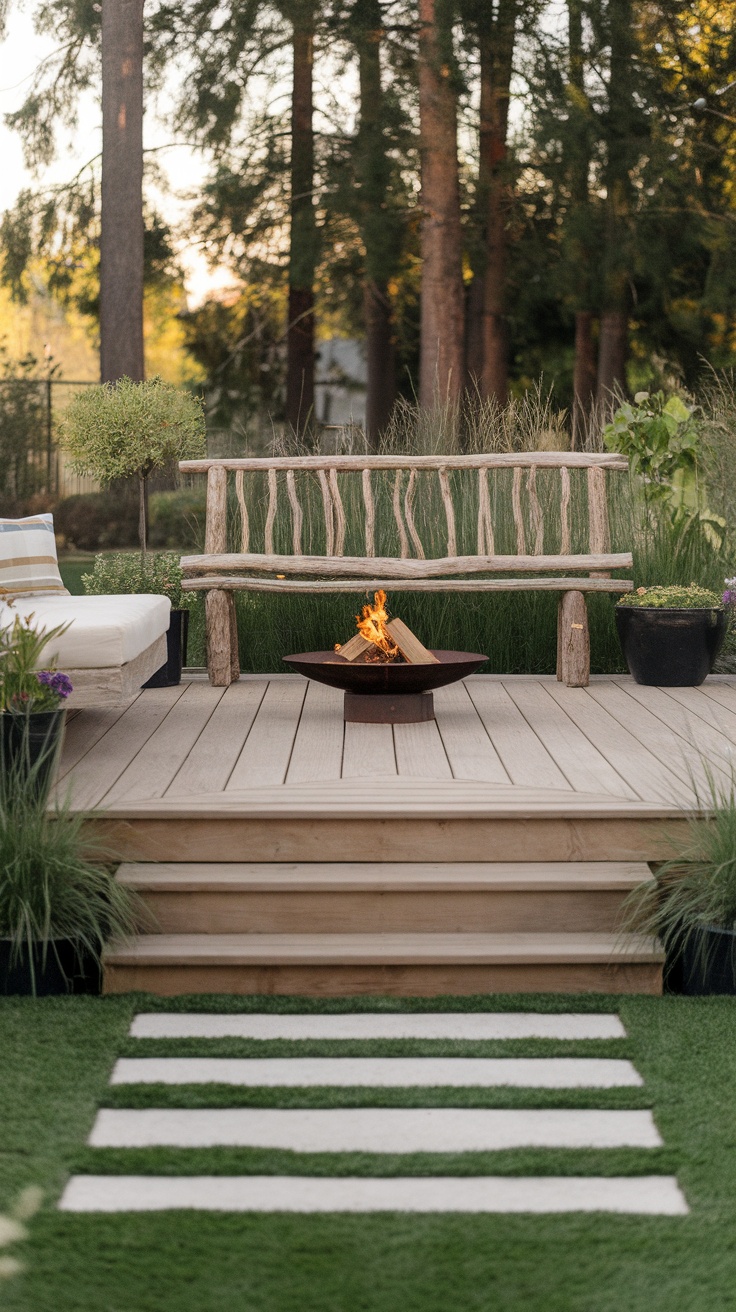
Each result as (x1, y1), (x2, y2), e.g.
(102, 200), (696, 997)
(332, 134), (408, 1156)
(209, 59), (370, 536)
(0, 513), (69, 597)
(0, 593), (171, 669)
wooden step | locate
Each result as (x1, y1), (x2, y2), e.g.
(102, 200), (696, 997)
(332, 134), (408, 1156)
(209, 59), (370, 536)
(103, 931), (663, 997)
(118, 861), (652, 935)
(87, 778), (687, 863)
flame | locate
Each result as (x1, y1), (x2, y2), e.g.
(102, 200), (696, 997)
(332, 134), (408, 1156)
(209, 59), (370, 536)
(356, 590), (400, 661)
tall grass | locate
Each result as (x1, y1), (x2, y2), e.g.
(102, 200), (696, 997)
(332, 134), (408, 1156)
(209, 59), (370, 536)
(0, 741), (139, 992)
(620, 768), (736, 969)
(179, 384), (733, 673)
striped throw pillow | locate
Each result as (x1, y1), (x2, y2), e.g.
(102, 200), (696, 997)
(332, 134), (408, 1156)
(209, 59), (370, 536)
(0, 514), (69, 597)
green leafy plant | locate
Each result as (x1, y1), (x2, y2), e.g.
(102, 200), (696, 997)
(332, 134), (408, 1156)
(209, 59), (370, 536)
(59, 377), (206, 554)
(620, 772), (736, 969)
(617, 584), (722, 609)
(603, 390), (726, 548)
(81, 551), (192, 610)
(0, 613), (73, 712)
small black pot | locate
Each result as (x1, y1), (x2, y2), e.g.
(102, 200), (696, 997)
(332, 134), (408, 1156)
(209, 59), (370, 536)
(0, 708), (66, 798)
(0, 938), (102, 996)
(667, 926), (736, 996)
(143, 608), (189, 689)
(616, 606), (726, 686)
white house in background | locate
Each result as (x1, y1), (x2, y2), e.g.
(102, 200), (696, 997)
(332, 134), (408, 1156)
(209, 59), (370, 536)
(315, 339), (367, 427)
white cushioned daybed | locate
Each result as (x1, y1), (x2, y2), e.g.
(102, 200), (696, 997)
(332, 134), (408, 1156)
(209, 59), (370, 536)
(0, 514), (171, 707)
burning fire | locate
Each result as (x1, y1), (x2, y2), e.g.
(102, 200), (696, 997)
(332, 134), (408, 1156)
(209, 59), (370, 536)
(357, 590), (400, 661)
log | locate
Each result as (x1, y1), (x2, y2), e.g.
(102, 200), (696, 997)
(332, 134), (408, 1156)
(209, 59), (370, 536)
(386, 618), (440, 665)
(183, 575), (634, 595)
(337, 634), (374, 662)
(205, 589), (234, 687)
(558, 590), (590, 687)
(180, 551), (634, 579)
(180, 452), (629, 472)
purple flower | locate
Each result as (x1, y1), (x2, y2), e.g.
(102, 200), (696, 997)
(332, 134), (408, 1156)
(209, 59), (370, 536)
(37, 670), (73, 700)
(724, 591), (736, 607)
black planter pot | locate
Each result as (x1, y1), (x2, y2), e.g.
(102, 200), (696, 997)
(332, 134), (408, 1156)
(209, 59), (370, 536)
(0, 938), (102, 996)
(143, 608), (189, 689)
(666, 926), (736, 996)
(616, 606), (726, 686)
(0, 708), (66, 798)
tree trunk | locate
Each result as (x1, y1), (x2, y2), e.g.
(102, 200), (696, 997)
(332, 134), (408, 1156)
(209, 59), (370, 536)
(478, 0), (517, 405)
(286, 8), (317, 435)
(418, 0), (464, 410)
(363, 280), (395, 445)
(100, 0), (145, 383)
(355, 0), (396, 446)
(596, 308), (628, 401)
(567, 0), (597, 439)
(572, 309), (597, 442)
(596, 0), (635, 402)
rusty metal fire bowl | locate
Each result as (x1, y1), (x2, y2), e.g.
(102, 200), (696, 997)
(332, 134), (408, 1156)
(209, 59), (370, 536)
(283, 650), (488, 723)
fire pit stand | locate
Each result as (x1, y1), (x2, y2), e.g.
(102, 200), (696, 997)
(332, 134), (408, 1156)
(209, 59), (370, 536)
(344, 690), (435, 724)
(284, 650), (488, 725)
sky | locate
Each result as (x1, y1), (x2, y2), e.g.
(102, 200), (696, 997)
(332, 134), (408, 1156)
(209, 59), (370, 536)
(0, 7), (231, 306)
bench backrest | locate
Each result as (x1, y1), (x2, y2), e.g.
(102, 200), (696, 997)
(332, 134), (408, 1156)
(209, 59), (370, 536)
(179, 452), (629, 564)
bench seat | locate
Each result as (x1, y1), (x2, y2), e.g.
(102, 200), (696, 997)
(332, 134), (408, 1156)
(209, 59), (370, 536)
(1, 594), (171, 708)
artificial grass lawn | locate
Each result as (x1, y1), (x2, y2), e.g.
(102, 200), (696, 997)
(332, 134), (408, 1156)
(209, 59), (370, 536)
(2, 993), (736, 1311)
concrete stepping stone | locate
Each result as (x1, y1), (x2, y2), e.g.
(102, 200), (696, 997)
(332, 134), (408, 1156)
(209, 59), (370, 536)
(129, 1012), (626, 1041)
(110, 1056), (643, 1089)
(88, 1107), (662, 1152)
(59, 1173), (688, 1215)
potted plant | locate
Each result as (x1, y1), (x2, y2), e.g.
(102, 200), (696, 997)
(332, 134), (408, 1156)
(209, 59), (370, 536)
(59, 376), (206, 556)
(620, 776), (736, 995)
(616, 584), (725, 686)
(82, 551), (194, 687)
(0, 613), (74, 797)
(0, 764), (139, 996)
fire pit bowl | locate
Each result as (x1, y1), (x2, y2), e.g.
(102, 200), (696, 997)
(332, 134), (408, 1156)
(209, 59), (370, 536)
(283, 650), (488, 723)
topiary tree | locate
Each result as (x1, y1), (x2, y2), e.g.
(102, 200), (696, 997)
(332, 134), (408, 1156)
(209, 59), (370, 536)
(59, 376), (206, 554)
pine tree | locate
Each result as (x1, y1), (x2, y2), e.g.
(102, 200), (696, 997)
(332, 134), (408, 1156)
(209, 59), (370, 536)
(100, 0), (145, 382)
(417, 0), (464, 409)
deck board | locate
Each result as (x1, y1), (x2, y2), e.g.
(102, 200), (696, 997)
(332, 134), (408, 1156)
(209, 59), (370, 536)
(166, 681), (268, 796)
(58, 675), (736, 815)
(226, 679), (306, 790)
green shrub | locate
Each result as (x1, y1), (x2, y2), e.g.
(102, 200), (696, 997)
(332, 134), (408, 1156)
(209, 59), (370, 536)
(617, 584), (722, 609)
(81, 550), (193, 610)
(53, 492), (138, 552)
(148, 488), (207, 550)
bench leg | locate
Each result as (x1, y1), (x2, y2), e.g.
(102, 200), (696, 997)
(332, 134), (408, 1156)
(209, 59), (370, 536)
(557, 590), (590, 687)
(206, 589), (234, 687)
(227, 592), (240, 682)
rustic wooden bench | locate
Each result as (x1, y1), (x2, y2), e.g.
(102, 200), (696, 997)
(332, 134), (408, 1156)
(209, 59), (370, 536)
(178, 452), (633, 689)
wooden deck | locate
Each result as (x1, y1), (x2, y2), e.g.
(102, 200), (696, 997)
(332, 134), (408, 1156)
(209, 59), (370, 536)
(57, 674), (736, 996)
(58, 673), (736, 814)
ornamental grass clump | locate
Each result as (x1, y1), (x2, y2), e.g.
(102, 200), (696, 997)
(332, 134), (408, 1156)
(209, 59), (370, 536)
(59, 377), (206, 555)
(617, 584), (722, 609)
(621, 771), (736, 972)
(0, 755), (140, 993)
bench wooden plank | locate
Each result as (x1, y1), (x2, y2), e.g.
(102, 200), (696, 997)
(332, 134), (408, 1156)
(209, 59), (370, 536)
(183, 575), (634, 594)
(181, 552), (634, 578)
(180, 452), (629, 471)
